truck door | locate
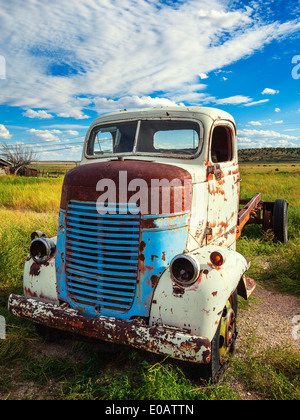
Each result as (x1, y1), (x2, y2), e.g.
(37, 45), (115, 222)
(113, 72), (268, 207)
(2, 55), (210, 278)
(206, 121), (240, 249)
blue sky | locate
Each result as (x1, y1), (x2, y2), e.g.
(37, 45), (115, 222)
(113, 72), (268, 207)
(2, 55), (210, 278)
(0, 0), (299, 161)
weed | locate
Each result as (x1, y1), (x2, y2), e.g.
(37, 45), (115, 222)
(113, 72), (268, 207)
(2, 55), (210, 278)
(233, 343), (300, 400)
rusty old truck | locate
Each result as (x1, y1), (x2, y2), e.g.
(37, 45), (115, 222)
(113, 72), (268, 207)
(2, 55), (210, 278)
(8, 107), (288, 381)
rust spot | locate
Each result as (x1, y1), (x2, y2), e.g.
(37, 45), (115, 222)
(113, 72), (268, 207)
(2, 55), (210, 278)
(8, 294), (212, 364)
(24, 287), (38, 298)
(139, 241), (146, 252)
(141, 219), (156, 229)
(172, 284), (185, 296)
(29, 262), (41, 276)
(212, 291), (218, 296)
(150, 275), (160, 289)
(245, 276), (256, 291)
(202, 348), (211, 364)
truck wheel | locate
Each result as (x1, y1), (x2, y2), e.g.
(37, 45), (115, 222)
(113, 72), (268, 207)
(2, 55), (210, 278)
(199, 291), (238, 383)
(273, 199), (288, 243)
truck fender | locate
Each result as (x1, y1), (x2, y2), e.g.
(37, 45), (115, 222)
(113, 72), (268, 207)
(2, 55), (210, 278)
(149, 246), (251, 342)
(23, 236), (59, 305)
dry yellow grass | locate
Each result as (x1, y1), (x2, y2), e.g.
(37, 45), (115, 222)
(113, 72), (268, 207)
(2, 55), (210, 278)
(0, 176), (63, 212)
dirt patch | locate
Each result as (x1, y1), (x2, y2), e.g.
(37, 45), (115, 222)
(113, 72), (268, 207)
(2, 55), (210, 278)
(237, 286), (300, 351)
(228, 286), (300, 400)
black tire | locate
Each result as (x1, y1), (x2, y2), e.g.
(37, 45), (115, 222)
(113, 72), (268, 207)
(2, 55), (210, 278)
(199, 291), (238, 383)
(273, 199), (288, 243)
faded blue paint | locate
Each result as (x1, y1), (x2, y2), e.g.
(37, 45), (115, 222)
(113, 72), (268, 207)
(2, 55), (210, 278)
(137, 212), (190, 316)
(56, 201), (189, 320)
(56, 209), (67, 300)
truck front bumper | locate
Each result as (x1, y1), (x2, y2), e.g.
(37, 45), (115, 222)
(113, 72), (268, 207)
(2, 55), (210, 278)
(8, 294), (211, 364)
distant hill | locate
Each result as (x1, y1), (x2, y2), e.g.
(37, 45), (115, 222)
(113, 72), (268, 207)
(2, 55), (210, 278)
(238, 148), (300, 163)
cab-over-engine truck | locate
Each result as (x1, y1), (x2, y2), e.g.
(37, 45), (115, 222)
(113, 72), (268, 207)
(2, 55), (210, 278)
(8, 107), (288, 381)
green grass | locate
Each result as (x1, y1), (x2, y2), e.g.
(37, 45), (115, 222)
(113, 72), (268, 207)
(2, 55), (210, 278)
(237, 166), (300, 297)
(232, 341), (300, 400)
(0, 175), (63, 212)
(0, 165), (299, 400)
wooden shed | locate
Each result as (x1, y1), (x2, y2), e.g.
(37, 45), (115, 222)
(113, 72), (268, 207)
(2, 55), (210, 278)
(0, 158), (12, 175)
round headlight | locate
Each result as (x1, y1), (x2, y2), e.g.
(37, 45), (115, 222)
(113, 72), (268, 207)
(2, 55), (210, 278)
(30, 237), (56, 265)
(170, 254), (200, 287)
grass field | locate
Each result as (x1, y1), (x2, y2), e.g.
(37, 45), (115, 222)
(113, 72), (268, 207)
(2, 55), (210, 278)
(0, 163), (299, 400)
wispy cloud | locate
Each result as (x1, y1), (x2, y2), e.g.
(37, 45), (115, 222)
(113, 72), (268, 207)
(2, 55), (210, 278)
(27, 128), (80, 143)
(216, 95), (252, 105)
(0, 0), (299, 117)
(244, 99), (270, 107)
(238, 128), (299, 148)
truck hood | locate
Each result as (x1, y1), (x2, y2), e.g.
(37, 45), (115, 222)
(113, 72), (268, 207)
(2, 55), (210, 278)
(60, 159), (193, 215)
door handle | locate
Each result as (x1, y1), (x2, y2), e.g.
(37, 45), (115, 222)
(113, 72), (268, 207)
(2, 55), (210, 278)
(207, 165), (222, 181)
(215, 168), (222, 181)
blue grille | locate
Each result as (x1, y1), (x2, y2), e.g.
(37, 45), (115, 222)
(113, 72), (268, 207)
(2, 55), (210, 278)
(65, 201), (140, 313)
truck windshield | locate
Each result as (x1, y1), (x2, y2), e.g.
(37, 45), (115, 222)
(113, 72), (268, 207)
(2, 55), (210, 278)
(87, 120), (201, 157)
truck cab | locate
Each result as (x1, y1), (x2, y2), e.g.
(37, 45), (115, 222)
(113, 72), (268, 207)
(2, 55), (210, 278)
(9, 107), (262, 381)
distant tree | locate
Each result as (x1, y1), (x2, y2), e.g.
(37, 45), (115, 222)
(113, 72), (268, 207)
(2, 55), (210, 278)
(0, 142), (37, 175)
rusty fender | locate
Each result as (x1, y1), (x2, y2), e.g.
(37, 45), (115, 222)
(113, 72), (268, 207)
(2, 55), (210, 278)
(8, 294), (211, 364)
(150, 246), (255, 342)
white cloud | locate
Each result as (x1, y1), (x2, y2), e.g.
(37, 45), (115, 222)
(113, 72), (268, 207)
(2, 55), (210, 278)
(44, 124), (89, 130)
(248, 121), (262, 126)
(199, 73), (209, 80)
(93, 95), (181, 113)
(275, 108), (281, 112)
(239, 128), (298, 140)
(262, 88), (279, 95)
(27, 129), (61, 142)
(216, 95), (252, 105)
(57, 111), (90, 120)
(23, 109), (53, 119)
(238, 128), (299, 148)
(244, 99), (269, 107)
(0, 0), (299, 116)
(27, 128), (79, 143)
(65, 130), (79, 136)
(0, 124), (12, 139)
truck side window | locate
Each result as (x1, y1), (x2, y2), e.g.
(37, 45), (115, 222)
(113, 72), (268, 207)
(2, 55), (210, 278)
(211, 126), (232, 163)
